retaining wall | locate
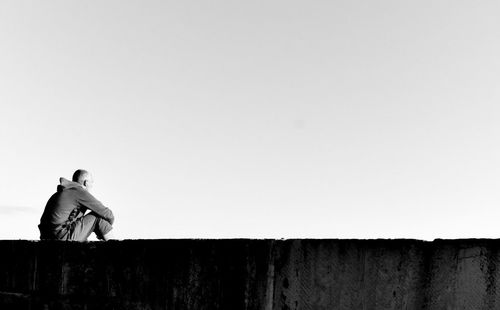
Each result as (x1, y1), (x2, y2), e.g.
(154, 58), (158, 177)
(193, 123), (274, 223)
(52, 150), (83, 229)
(0, 239), (499, 309)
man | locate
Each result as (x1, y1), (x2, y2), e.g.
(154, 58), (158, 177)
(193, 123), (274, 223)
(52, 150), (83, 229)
(39, 169), (115, 241)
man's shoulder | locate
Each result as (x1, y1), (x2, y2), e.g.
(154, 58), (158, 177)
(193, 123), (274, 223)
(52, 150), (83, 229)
(69, 187), (100, 201)
(58, 186), (86, 198)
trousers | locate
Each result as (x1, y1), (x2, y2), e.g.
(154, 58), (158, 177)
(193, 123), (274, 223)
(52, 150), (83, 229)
(64, 212), (113, 241)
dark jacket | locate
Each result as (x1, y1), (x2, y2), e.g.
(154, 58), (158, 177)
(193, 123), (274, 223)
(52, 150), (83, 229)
(39, 178), (114, 240)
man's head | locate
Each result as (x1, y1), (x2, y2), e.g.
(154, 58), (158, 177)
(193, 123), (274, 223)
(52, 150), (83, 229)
(72, 169), (94, 191)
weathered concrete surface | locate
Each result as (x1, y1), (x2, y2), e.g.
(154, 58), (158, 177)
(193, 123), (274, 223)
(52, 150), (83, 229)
(1, 239), (500, 310)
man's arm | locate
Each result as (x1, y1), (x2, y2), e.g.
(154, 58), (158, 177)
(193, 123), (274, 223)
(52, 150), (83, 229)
(77, 189), (115, 225)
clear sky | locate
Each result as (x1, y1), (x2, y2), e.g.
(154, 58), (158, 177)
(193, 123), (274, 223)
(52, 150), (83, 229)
(1, 1), (500, 240)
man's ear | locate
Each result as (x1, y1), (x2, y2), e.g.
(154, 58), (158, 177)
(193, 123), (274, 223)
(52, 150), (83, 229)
(83, 180), (88, 187)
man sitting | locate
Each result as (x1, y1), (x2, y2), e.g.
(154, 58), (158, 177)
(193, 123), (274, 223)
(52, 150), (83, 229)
(39, 169), (115, 241)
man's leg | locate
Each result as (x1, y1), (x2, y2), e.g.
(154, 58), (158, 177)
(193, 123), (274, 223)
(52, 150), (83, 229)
(69, 212), (113, 241)
(103, 230), (115, 241)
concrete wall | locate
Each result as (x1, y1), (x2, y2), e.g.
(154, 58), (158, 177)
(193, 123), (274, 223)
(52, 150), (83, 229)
(1, 239), (499, 310)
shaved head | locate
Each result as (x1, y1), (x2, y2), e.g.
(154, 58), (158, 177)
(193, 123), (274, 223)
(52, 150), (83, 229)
(72, 169), (94, 190)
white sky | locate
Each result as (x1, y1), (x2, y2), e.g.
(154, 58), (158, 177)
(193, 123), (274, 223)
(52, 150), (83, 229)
(1, 1), (500, 240)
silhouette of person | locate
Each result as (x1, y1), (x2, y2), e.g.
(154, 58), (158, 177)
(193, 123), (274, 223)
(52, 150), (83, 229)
(39, 169), (115, 241)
